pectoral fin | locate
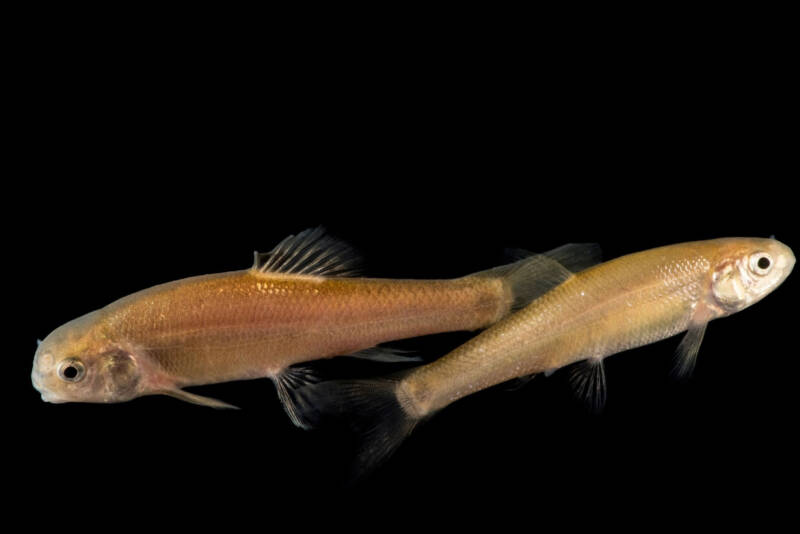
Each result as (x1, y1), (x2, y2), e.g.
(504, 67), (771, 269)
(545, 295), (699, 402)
(672, 321), (708, 382)
(347, 346), (423, 363)
(671, 302), (715, 381)
(161, 388), (240, 409)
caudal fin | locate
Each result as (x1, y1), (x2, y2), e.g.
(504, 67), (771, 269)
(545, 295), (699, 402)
(476, 242), (602, 312)
(295, 373), (420, 482)
(274, 347), (421, 430)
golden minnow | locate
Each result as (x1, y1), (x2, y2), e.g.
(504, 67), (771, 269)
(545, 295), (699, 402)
(30, 227), (587, 426)
(296, 237), (795, 475)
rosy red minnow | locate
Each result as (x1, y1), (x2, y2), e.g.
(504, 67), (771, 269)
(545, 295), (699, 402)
(297, 237), (795, 475)
(30, 228), (565, 426)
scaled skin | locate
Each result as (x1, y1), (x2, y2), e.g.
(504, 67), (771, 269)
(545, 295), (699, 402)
(32, 268), (510, 406)
(399, 238), (795, 415)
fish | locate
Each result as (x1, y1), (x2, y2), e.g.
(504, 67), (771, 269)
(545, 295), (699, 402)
(295, 237), (795, 477)
(30, 227), (591, 426)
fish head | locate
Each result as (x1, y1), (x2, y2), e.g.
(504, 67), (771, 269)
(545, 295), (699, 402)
(710, 237), (795, 314)
(32, 311), (142, 405)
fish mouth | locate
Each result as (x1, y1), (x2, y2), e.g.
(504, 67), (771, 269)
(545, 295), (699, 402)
(31, 371), (62, 403)
(40, 392), (66, 404)
(31, 372), (44, 394)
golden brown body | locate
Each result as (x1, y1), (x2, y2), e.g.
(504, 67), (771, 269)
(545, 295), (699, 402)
(104, 269), (507, 387)
(401, 238), (794, 414)
(32, 228), (544, 421)
(297, 237), (795, 477)
(401, 240), (712, 413)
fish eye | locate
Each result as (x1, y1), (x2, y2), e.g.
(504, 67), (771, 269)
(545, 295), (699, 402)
(750, 253), (773, 276)
(57, 358), (85, 382)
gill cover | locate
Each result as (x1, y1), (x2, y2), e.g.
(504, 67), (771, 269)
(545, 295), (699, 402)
(711, 258), (752, 312)
(99, 350), (141, 401)
(711, 242), (792, 314)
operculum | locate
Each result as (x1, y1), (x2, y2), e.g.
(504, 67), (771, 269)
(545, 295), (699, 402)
(102, 350), (141, 401)
(711, 260), (748, 313)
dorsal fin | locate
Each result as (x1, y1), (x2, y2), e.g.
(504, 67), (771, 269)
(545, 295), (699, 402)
(252, 227), (363, 277)
(506, 243), (602, 273)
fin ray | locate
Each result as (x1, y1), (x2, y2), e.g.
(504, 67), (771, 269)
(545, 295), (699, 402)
(568, 358), (607, 413)
(347, 346), (423, 363)
(672, 321), (708, 381)
(480, 254), (574, 311)
(161, 389), (239, 409)
(506, 243), (602, 273)
(293, 373), (419, 483)
(274, 365), (322, 429)
(253, 227), (363, 277)
(490, 243), (602, 311)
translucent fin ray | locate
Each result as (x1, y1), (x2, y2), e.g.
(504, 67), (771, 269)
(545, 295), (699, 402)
(253, 227), (363, 277)
(506, 243), (602, 273)
(568, 358), (607, 413)
(476, 254), (574, 312)
(489, 243), (602, 311)
(291, 373), (419, 484)
(161, 389), (240, 409)
(671, 321), (708, 381)
(273, 364), (322, 429)
(347, 346), (423, 363)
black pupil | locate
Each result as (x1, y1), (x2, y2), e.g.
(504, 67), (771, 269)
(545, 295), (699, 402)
(63, 366), (78, 379)
(758, 257), (771, 270)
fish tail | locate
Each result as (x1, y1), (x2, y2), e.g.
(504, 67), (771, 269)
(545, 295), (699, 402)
(475, 242), (602, 313)
(275, 347), (421, 430)
(474, 256), (568, 313)
(295, 372), (420, 483)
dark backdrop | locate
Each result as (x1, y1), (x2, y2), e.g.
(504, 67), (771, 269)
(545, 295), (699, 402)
(11, 28), (796, 523)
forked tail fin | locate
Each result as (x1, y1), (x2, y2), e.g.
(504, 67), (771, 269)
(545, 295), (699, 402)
(295, 373), (420, 483)
(274, 348), (421, 430)
(474, 242), (602, 313)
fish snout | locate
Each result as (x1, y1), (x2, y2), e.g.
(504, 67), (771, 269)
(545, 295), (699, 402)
(31, 370), (52, 402)
(32, 371), (67, 404)
(774, 241), (796, 275)
(31, 371), (43, 394)
(31, 349), (59, 402)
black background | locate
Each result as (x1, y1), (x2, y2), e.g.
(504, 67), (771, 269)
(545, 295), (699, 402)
(10, 15), (797, 525)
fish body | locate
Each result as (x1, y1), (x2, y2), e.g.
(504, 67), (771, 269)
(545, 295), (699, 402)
(298, 237), (795, 476)
(402, 237), (782, 414)
(31, 228), (550, 422)
(89, 271), (505, 386)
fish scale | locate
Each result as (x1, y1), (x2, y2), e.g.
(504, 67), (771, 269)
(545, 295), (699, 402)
(32, 227), (561, 421)
(103, 273), (506, 384)
(295, 237), (794, 479)
(402, 239), (791, 415)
